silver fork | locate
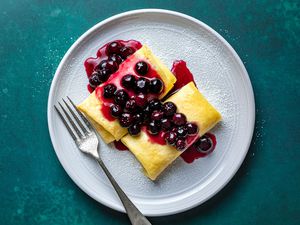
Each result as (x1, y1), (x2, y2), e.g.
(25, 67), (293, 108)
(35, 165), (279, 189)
(54, 97), (152, 225)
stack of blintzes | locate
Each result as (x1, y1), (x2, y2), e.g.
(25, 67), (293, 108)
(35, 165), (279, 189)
(78, 43), (221, 180)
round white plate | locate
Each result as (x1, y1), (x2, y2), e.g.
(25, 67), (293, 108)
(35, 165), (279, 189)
(48, 9), (255, 216)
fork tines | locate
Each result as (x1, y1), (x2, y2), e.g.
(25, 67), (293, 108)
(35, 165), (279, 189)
(54, 97), (94, 141)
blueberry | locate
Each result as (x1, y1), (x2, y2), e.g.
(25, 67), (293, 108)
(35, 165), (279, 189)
(89, 73), (102, 88)
(97, 60), (118, 74)
(147, 120), (161, 135)
(119, 46), (134, 59)
(177, 126), (188, 137)
(149, 78), (163, 94)
(109, 54), (123, 64)
(114, 89), (129, 106)
(186, 123), (199, 135)
(103, 84), (117, 98)
(171, 126), (178, 133)
(107, 41), (123, 55)
(135, 61), (149, 75)
(110, 104), (123, 118)
(119, 112), (134, 128)
(163, 102), (177, 117)
(176, 138), (186, 150)
(134, 93), (147, 108)
(151, 110), (164, 121)
(194, 135), (213, 152)
(165, 131), (177, 145)
(148, 99), (162, 111)
(128, 123), (141, 136)
(134, 112), (144, 123)
(172, 113), (187, 126)
(125, 99), (137, 112)
(143, 105), (152, 123)
(134, 77), (149, 93)
(161, 118), (172, 131)
(97, 69), (110, 83)
(121, 74), (136, 89)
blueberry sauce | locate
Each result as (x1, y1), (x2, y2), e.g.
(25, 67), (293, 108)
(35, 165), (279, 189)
(170, 60), (196, 93)
(113, 133), (217, 164)
(84, 40), (142, 92)
(114, 140), (128, 151)
(142, 61), (217, 161)
(145, 128), (199, 149)
(181, 133), (217, 163)
(144, 127), (166, 145)
(94, 51), (164, 123)
(95, 87), (115, 121)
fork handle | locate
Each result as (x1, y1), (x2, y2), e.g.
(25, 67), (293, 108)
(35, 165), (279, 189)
(96, 158), (152, 225)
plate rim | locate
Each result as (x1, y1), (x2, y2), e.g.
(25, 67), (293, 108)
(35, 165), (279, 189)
(47, 8), (255, 216)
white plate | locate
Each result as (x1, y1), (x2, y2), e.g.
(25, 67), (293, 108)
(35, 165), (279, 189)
(47, 9), (255, 216)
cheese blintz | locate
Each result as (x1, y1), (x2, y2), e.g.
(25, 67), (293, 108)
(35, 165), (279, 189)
(121, 82), (221, 180)
(77, 45), (177, 142)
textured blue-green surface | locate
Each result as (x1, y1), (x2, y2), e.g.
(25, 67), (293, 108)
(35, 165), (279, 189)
(0, 0), (299, 224)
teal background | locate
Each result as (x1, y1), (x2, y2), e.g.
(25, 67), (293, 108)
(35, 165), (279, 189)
(0, 0), (299, 224)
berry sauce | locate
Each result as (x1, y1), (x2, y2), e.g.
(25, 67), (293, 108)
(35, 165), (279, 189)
(114, 140), (128, 151)
(171, 60), (196, 93)
(144, 60), (217, 162)
(145, 128), (166, 145)
(84, 40), (142, 92)
(113, 133), (217, 164)
(95, 87), (115, 121)
(181, 133), (217, 163)
(111, 58), (217, 163)
(95, 52), (163, 122)
(87, 84), (94, 93)
(145, 127), (198, 149)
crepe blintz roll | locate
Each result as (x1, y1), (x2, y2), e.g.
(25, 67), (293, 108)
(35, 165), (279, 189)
(121, 82), (222, 180)
(77, 45), (176, 142)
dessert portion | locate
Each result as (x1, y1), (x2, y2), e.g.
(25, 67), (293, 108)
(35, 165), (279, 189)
(77, 40), (221, 180)
(80, 40), (142, 143)
(78, 45), (176, 141)
(121, 82), (221, 180)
